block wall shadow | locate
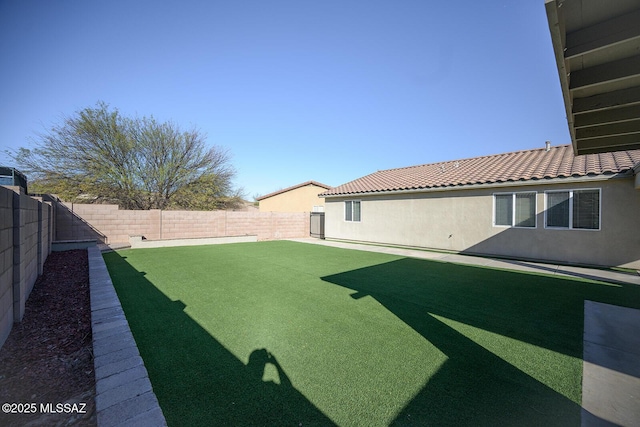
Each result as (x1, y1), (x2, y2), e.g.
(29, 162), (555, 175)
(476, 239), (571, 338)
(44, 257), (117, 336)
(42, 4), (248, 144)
(54, 202), (107, 243)
(322, 258), (640, 426)
(103, 251), (334, 427)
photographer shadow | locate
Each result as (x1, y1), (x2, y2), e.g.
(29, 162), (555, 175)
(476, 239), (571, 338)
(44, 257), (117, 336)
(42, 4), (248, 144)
(247, 348), (291, 388)
(104, 251), (334, 426)
(240, 348), (323, 424)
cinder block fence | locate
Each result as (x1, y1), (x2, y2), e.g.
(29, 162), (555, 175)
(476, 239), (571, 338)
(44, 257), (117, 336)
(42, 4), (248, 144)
(1, 194), (310, 350)
(55, 203), (310, 244)
(0, 186), (53, 348)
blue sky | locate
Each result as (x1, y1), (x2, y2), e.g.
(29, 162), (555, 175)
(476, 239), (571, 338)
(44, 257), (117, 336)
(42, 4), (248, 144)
(0, 0), (569, 199)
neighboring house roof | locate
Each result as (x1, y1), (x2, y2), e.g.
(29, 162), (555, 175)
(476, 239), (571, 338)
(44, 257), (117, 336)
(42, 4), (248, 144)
(322, 144), (640, 197)
(256, 180), (332, 201)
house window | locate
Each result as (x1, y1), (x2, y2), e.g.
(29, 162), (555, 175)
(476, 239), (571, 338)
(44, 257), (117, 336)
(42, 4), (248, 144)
(545, 189), (600, 230)
(345, 200), (361, 222)
(493, 192), (536, 228)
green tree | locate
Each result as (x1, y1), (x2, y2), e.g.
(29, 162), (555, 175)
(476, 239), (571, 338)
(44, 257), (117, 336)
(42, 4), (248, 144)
(10, 102), (243, 210)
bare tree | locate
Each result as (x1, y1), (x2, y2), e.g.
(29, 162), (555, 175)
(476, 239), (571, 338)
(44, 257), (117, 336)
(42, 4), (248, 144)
(10, 102), (243, 210)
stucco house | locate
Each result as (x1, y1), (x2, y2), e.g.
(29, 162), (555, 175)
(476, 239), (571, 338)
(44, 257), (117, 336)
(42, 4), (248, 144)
(257, 181), (331, 212)
(321, 143), (640, 269)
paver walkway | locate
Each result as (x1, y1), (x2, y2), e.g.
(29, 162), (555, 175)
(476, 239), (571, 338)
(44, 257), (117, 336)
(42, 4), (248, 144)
(88, 245), (167, 426)
(289, 238), (640, 286)
(582, 301), (640, 426)
(289, 238), (640, 427)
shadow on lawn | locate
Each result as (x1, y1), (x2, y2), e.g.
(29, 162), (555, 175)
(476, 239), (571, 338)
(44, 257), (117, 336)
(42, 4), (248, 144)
(103, 251), (335, 427)
(323, 257), (640, 426)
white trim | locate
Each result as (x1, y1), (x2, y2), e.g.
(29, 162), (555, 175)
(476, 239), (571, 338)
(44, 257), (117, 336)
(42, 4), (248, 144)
(323, 172), (632, 199)
(544, 188), (601, 231)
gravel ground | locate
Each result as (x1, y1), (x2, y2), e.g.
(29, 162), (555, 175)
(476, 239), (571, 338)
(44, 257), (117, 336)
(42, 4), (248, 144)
(0, 249), (96, 426)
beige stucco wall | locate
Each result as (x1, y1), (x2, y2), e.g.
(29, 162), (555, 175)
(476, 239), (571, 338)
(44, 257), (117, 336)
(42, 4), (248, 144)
(259, 184), (326, 212)
(324, 177), (640, 268)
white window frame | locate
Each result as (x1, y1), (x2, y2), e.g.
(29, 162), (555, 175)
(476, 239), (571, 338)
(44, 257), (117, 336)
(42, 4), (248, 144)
(492, 191), (537, 228)
(344, 200), (361, 222)
(544, 188), (601, 231)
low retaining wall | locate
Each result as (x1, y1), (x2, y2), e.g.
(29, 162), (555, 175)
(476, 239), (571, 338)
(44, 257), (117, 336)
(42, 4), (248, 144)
(129, 235), (257, 249)
(52, 240), (98, 252)
(88, 245), (167, 426)
(55, 203), (310, 244)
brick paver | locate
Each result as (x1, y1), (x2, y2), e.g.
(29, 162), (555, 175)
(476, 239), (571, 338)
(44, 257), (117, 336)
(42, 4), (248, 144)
(87, 245), (166, 427)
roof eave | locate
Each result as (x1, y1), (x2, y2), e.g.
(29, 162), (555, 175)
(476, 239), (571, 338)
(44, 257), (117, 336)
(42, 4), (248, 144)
(545, 0), (640, 155)
(545, 0), (578, 155)
(322, 172), (633, 198)
(256, 180), (332, 201)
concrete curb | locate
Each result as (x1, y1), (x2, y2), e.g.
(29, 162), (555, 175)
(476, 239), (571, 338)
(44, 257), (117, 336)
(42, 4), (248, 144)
(88, 245), (167, 427)
(289, 238), (640, 286)
(128, 234), (257, 249)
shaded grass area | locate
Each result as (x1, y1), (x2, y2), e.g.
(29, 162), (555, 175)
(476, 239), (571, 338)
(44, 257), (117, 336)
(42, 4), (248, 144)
(103, 241), (640, 426)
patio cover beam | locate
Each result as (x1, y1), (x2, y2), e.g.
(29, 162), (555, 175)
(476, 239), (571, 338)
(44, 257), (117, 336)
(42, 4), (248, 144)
(545, 0), (640, 155)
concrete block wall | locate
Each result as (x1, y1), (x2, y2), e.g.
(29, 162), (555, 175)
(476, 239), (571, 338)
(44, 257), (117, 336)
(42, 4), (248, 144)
(31, 196), (53, 276)
(160, 210), (226, 240)
(14, 193), (40, 321)
(55, 203), (310, 244)
(82, 205), (160, 243)
(0, 188), (14, 347)
(39, 201), (52, 273)
(57, 203), (164, 243)
(225, 212), (311, 240)
(0, 186), (53, 349)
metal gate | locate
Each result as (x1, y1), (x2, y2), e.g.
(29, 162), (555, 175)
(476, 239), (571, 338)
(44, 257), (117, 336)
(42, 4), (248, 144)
(310, 212), (325, 239)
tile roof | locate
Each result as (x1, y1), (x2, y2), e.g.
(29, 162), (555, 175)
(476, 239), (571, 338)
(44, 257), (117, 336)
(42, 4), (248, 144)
(322, 145), (640, 196)
(256, 180), (332, 201)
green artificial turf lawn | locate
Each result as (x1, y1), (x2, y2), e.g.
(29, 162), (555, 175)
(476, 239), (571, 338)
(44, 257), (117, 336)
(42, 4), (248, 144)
(103, 241), (640, 426)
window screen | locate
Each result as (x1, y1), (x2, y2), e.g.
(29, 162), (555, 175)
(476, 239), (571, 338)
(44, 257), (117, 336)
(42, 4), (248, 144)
(495, 194), (513, 226)
(352, 201), (361, 222)
(546, 191), (570, 228)
(573, 190), (599, 229)
(515, 193), (536, 227)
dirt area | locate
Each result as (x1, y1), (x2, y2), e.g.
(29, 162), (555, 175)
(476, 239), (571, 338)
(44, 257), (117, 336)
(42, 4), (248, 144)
(0, 250), (96, 426)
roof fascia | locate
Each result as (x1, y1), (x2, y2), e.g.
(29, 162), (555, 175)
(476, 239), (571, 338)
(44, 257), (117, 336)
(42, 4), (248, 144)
(545, 0), (578, 155)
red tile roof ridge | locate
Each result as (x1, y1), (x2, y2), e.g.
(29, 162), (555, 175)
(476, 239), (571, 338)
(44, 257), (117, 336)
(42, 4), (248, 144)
(370, 144), (572, 174)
